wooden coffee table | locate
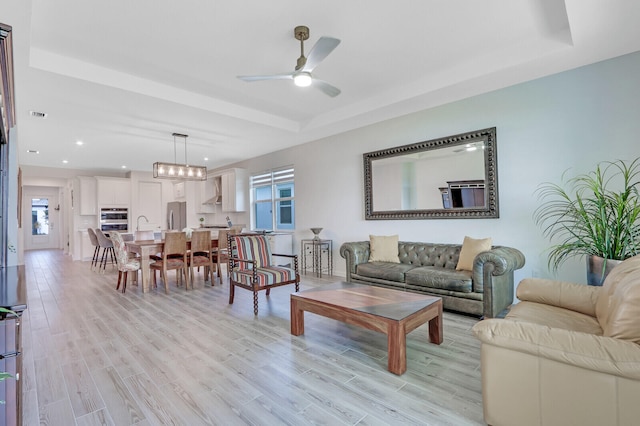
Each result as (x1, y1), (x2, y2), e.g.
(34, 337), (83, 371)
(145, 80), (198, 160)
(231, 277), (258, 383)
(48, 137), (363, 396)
(291, 281), (443, 375)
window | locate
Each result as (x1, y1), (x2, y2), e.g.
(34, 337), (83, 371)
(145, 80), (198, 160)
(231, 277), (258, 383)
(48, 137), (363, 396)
(251, 167), (295, 231)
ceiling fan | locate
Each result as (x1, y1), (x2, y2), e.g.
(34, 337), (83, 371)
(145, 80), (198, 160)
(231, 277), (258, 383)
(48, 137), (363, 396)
(237, 26), (341, 97)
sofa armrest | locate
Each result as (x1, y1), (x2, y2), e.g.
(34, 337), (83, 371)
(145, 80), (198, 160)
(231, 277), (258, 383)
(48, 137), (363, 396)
(473, 246), (525, 318)
(473, 319), (640, 380)
(339, 241), (370, 281)
(473, 247), (526, 286)
(516, 278), (601, 317)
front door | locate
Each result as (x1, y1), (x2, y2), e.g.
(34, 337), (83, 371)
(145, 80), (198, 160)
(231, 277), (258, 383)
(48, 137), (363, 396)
(27, 195), (59, 250)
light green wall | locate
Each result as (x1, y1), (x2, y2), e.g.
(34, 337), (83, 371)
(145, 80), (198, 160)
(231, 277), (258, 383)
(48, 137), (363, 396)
(235, 50), (640, 284)
(18, 50), (640, 285)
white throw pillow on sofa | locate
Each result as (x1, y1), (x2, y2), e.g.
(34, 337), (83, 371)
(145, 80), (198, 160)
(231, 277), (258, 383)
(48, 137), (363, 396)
(369, 234), (400, 263)
(456, 236), (492, 271)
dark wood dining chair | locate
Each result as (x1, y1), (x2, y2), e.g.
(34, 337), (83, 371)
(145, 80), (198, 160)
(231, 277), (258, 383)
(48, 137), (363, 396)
(150, 231), (188, 293)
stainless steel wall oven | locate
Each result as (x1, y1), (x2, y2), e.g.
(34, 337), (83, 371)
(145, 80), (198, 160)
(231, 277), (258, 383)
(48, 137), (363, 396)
(100, 208), (129, 232)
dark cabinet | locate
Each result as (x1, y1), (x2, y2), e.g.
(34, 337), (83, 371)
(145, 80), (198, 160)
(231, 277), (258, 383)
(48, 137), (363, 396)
(441, 180), (485, 209)
(0, 266), (26, 426)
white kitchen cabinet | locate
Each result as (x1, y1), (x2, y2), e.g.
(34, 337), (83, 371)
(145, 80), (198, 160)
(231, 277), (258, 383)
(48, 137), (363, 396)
(221, 168), (247, 212)
(96, 177), (131, 207)
(80, 230), (95, 261)
(77, 176), (97, 215)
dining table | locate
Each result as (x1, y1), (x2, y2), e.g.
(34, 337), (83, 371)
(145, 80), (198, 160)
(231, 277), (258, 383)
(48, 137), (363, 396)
(125, 236), (219, 293)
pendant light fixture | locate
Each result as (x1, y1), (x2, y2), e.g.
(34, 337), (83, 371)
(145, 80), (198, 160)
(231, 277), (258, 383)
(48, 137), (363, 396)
(153, 132), (206, 181)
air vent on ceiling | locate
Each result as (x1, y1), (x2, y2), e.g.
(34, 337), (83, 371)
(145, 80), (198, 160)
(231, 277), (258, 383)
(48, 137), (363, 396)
(29, 111), (48, 119)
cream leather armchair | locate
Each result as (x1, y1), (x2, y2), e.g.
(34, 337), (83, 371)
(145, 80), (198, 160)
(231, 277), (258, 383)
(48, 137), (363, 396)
(473, 255), (640, 426)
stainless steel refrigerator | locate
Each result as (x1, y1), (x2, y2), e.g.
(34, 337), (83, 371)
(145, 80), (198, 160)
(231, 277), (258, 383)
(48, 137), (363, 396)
(167, 201), (186, 230)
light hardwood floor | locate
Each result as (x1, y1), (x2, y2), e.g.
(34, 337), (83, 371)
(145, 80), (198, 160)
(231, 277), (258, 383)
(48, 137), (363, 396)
(21, 249), (484, 425)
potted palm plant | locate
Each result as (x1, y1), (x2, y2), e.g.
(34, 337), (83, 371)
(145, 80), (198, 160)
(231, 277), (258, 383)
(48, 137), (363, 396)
(534, 158), (640, 285)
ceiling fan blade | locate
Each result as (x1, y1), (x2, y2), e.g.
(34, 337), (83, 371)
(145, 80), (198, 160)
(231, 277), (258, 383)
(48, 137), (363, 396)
(312, 79), (341, 97)
(301, 37), (340, 72)
(237, 73), (293, 82)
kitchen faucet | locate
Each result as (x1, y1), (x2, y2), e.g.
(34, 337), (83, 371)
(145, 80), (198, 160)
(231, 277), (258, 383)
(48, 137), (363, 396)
(136, 215), (149, 231)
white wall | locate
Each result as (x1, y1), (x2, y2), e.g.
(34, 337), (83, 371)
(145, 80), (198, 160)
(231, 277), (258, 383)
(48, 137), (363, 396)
(7, 127), (20, 266)
(225, 50), (640, 285)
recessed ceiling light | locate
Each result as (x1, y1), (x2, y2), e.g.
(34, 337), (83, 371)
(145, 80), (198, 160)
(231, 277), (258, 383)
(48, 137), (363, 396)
(76, 141), (84, 146)
(121, 165), (127, 169)
(204, 157), (209, 161)
(26, 149), (39, 154)
(62, 160), (68, 164)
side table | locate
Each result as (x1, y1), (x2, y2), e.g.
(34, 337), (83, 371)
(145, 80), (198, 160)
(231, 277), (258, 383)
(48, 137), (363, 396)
(301, 239), (333, 277)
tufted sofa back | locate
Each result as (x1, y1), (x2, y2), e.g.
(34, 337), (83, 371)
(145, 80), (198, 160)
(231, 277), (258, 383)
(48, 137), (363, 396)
(397, 242), (462, 270)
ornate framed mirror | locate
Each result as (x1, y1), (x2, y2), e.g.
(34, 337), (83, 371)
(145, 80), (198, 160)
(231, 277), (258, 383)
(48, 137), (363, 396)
(363, 127), (498, 220)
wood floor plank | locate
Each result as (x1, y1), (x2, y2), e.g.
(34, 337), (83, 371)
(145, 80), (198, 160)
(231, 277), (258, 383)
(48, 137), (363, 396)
(91, 366), (147, 425)
(38, 399), (77, 426)
(126, 343), (181, 386)
(236, 395), (318, 425)
(21, 389), (39, 426)
(100, 338), (145, 379)
(33, 355), (67, 408)
(186, 354), (263, 403)
(30, 328), (56, 361)
(124, 373), (187, 425)
(157, 381), (219, 426)
(186, 388), (249, 426)
(60, 359), (106, 417)
(77, 337), (113, 372)
(21, 249), (485, 425)
(222, 356), (318, 414)
(75, 408), (116, 426)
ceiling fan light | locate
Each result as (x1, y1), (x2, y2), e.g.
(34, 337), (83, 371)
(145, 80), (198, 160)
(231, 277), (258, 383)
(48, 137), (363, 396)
(294, 72), (312, 87)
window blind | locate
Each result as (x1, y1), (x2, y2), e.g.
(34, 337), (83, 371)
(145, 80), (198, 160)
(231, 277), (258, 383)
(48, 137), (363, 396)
(251, 167), (294, 188)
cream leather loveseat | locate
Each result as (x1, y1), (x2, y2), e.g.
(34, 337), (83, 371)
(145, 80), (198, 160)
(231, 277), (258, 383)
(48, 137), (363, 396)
(472, 255), (640, 426)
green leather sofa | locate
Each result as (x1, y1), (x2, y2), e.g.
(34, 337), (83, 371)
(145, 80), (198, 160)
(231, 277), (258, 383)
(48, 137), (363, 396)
(340, 241), (525, 318)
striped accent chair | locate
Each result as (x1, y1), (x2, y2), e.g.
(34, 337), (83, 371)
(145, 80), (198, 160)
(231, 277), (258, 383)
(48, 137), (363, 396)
(228, 234), (299, 315)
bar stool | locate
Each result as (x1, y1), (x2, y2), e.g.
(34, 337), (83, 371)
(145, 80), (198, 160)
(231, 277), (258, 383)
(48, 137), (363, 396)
(87, 228), (101, 270)
(95, 229), (116, 273)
